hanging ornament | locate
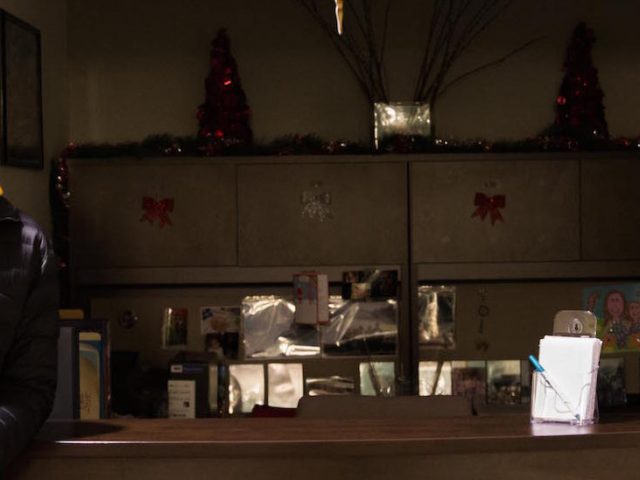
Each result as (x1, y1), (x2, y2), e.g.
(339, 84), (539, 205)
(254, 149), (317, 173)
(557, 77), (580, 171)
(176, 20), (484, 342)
(335, 0), (344, 35)
(301, 182), (333, 222)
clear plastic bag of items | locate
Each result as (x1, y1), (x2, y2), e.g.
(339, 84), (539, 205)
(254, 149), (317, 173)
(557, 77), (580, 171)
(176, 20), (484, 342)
(305, 376), (355, 396)
(417, 285), (456, 349)
(322, 296), (398, 356)
(242, 296), (320, 358)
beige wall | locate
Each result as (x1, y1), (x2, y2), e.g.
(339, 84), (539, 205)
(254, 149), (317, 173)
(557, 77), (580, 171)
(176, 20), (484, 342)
(0, 0), (67, 232)
(68, 0), (639, 145)
(0, 1), (633, 237)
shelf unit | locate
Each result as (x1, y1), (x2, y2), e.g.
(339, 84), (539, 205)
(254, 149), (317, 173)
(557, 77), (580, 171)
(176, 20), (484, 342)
(69, 152), (640, 400)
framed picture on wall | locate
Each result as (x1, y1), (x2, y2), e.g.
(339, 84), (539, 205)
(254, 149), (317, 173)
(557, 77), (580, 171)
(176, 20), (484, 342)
(1, 10), (43, 169)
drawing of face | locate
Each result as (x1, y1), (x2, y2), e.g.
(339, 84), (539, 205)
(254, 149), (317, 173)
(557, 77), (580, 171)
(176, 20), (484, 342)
(629, 302), (640, 322)
(605, 291), (625, 320)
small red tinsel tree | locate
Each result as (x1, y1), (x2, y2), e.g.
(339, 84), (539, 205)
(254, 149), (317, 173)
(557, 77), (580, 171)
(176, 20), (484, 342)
(551, 22), (609, 144)
(197, 29), (252, 150)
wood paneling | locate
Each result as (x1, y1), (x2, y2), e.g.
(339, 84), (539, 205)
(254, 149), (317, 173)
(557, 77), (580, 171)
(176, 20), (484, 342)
(16, 414), (640, 457)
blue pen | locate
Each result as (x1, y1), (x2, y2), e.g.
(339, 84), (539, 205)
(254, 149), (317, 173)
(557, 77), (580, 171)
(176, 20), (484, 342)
(529, 355), (578, 419)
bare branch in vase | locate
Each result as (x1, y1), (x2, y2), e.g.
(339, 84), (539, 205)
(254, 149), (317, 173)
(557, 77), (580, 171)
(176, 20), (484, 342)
(296, 0), (390, 103)
(297, 0), (539, 138)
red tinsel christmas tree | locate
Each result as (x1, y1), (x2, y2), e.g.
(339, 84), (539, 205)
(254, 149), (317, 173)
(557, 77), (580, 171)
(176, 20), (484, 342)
(551, 22), (609, 143)
(197, 29), (252, 150)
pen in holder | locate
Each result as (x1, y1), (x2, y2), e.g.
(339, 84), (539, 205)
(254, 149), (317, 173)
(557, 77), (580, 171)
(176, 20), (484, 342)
(530, 368), (598, 426)
(530, 312), (602, 426)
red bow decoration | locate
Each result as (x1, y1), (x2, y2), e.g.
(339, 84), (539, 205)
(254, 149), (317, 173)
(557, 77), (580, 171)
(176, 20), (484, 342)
(140, 197), (174, 227)
(471, 192), (505, 225)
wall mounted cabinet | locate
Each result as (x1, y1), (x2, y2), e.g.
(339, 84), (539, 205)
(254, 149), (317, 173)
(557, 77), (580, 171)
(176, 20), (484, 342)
(69, 153), (639, 275)
(411, 158), (580, 263)
(581, 157), (640, 261)
(68, 153), (640, 396)
(69, 160), (237, 269)
(237, 161), (407, 266)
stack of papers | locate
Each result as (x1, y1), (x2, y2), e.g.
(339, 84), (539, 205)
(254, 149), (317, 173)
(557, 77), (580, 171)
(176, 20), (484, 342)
(532, 335), (602, 424)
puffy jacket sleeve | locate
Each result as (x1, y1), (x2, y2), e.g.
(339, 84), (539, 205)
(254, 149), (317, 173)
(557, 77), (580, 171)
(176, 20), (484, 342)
(0, 230), (59, 470)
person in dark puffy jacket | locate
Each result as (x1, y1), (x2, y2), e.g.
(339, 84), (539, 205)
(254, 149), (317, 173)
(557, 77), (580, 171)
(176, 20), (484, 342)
(0, 195), (59, 471)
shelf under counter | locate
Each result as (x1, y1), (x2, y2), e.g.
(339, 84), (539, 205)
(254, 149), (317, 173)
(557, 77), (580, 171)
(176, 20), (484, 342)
(9, 414), (640, 480)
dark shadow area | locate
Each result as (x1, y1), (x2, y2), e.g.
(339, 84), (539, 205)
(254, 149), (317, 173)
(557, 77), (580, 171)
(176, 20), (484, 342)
(36, 420), (124, 442)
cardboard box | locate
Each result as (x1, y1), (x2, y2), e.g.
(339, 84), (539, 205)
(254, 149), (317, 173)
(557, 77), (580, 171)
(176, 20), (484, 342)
(293, 272), (329, 325)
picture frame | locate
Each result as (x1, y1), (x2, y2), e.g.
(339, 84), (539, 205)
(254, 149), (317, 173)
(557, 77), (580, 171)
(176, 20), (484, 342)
(1, 10), (43, 169)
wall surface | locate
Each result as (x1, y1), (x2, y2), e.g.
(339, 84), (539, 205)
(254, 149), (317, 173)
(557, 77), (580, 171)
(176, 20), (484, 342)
(0, 1), (633, 241)
(68, 0), (639, 145)
(0, 0), (67, 231)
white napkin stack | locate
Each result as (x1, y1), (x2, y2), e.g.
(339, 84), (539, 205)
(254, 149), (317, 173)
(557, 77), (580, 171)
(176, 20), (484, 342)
(532, 335), (602, 424)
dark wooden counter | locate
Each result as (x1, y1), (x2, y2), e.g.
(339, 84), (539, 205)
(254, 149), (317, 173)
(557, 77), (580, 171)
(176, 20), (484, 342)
(9, 415), (640, 479)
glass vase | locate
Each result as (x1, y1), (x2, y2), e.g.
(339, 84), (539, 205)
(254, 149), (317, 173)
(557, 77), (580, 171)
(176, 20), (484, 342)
(373, 102), (431, 152)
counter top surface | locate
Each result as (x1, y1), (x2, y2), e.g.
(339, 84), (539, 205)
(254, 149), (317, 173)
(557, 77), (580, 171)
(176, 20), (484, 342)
(28, 414), (640, 458)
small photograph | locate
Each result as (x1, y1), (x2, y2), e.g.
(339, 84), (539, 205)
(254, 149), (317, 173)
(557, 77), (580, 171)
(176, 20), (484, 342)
(417, 285), (456, 349)
(418, 361), (452, 396)
(350, 282), (370, 300)
(204, 332), (239, 360)
(583, 283), (640, 352)
(486, 360), (521, 405)
(451, 361), (486, 407)
(305, 376), (355, 396)
(200, 306), (241, 359)
(597, 357), (626, 408)
(228, 364), (264, 414)
(359, 361), (395, 396)
(161, 307), (188, 349)
(200, 306), (240, 334)
(368, 270), (398, 299)
(267, 363), (304, 408)
(341, 269), (398, 300)
(341, 271), (360, 299)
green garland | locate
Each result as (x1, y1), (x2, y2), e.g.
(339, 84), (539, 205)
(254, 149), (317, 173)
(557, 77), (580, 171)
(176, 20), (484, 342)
(66, 134), (370, 158)
(64, 133), (640, 159)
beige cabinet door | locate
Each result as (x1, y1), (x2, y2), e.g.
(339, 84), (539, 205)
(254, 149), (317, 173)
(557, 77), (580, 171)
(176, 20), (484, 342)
(238, 162), (407, 265)
(70, 160), (237, 268)
(582, 157), (640, 260)
(411, 159), (580, 262)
